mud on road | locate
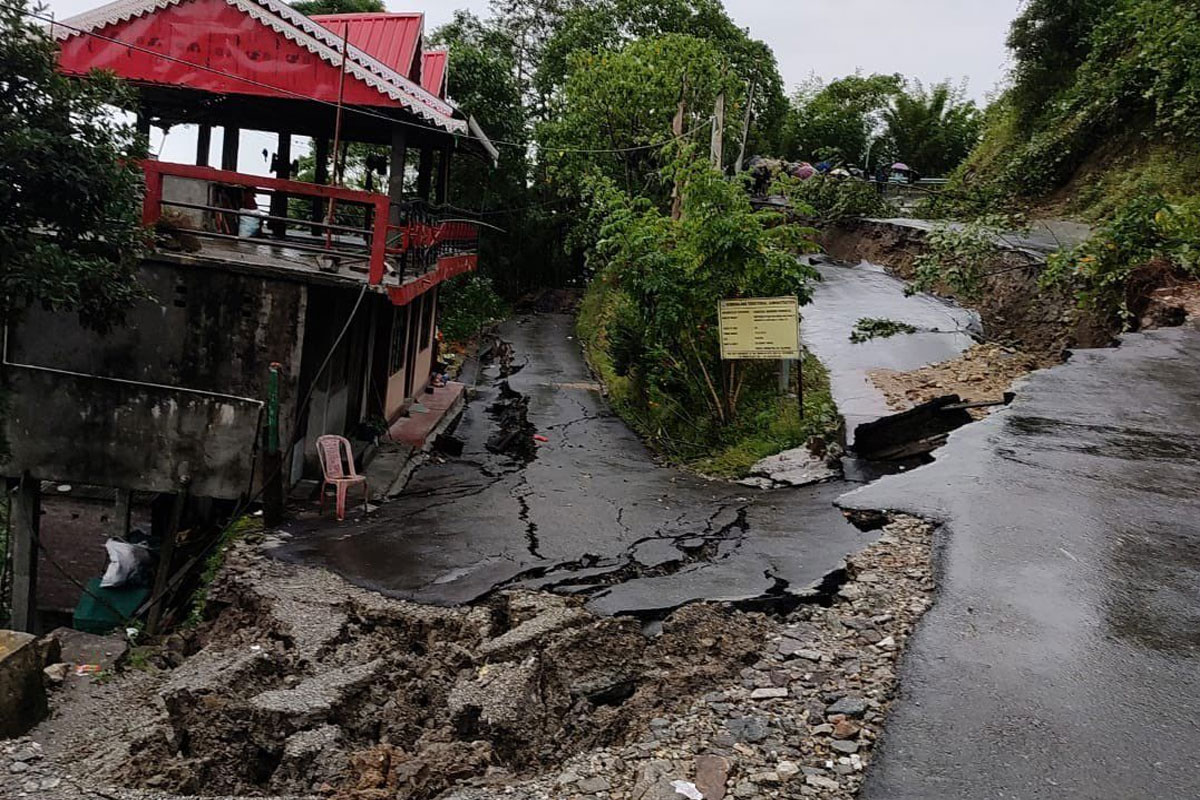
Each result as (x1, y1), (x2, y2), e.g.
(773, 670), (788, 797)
(4, 515), (935, 800)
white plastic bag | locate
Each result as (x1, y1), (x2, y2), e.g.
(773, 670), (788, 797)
(100, 539), (152, 588)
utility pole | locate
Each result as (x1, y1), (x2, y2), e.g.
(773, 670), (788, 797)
(670, 79), (688, 221)
(711, 92), (726, 171)
(735, 76), (757, 174)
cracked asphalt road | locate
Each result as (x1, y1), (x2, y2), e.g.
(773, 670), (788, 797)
(275, 314), (874, 616)
(840, 324), (1200, 799)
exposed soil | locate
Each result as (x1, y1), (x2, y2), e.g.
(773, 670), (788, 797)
(869, 344), (1047, 417)
(4, 514), (936, 800)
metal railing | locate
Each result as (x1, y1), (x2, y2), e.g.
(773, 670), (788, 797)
(141, 161), (479, 287)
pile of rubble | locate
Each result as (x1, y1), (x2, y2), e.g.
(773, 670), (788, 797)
(870, 344), (1044, 416)
(451, 515), (936, 800)
(1, 515), (935, 800)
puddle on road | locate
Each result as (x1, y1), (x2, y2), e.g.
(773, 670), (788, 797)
(800, 257), (979, 439)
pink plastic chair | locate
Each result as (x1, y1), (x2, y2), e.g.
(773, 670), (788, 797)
(316, 435), (368, 521)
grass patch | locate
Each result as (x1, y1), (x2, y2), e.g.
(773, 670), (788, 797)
(185, 514), (263, 628)
(692, 352), (838, 478)
(578, 275), (841, 479)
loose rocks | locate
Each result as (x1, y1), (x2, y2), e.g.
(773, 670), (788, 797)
(2, 515), (936, 800)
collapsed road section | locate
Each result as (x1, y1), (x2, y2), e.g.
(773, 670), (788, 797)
(2, 514), (935, 800)
(272, 314), (874, 618)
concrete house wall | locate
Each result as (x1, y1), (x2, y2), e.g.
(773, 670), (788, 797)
(3, 259), (308, 499)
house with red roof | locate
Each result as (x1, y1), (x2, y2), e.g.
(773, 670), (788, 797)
(2, 0), (499, 631)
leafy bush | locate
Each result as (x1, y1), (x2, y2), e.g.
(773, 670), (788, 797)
(1042, 195), (1200, 319)
(437, 273), (508, 344)
(578, 150), (839, 469)
(775, 174), (892, 225)
(908, 216), (1017, 300)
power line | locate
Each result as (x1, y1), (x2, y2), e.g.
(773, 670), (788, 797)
(16, 4), (713, 157)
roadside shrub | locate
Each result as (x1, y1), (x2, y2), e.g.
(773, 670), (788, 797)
(775, 174), (892, 224)
(578, 150), (841, 470)
(908, 215), (1019, 300)
(1042, 195), (1200, 320)
(438, 273), (508, 344)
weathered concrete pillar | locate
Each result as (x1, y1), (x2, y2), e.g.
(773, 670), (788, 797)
(417, 145), (434, 202)
(221, 126), (240, 171)
(269, 131), (292, 238)
(9, 476), (40, 633)
(195, 125), (212, 167)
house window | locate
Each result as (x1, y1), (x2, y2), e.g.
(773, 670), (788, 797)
(418, 288), (436, 351)
(389, 305), (409, 374)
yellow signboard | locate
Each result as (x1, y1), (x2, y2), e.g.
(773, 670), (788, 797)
(718, 297), (800, 360)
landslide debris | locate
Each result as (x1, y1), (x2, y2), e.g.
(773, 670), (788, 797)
(37, 542), (769, 799)
(5, 516), (937, 800)
(870, 344), (1045, 417)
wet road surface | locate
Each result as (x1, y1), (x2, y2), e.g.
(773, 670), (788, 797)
(801, 257), (978, 437)
(840, 323), (1200, 799)
(868, 217), (1093, 256)
(275, 314), (875, 616)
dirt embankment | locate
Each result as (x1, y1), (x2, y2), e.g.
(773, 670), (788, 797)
(5, 515), (937, 800)
(821, 222), (1114, 359)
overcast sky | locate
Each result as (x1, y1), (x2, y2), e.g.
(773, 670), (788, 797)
(411, 0), (1022, 103)
(44, 0), (1022, 170)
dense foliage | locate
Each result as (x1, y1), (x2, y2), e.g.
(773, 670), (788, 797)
(0, 0), (149, 332)
(954, 0), (1200, 204)
(539, 34), (742, 201)
(781, 73), (901, 169)
(781, 75), (981, 177)
(881, 82), (982, 178)
(1042, 196), (1200, 319)
(929, 0), (1200, 323)
(577, 149), (827, 464)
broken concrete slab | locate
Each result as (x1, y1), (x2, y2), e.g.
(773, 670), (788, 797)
(0, 631), (47, 738)
(46, 626), (127, 671)
(852, 395), (974, 461)
(250, 659), (383, 720)
(747, 446), (840, 487)
(477, 597), (592, 661)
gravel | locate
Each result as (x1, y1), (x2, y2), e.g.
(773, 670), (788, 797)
(0, 515), (936, 800)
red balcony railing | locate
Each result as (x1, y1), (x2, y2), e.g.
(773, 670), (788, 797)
(141, 161), (479, 289)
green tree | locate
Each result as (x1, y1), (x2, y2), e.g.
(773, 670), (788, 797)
(882, 81), (982, 177)
(780, 72), (902, 168)
(1006, 0), (1116, 128)
(538, 34), (743, 202)
(431, 12), (555, 294)
(0, 0), (148, 333)
(289, 0), (383, 16)
(532, 0), (786, 154)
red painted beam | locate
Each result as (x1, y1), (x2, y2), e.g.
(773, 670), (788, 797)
(386, 254), (477, 306)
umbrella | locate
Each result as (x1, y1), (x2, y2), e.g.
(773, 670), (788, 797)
(891, 162), (911, 171)
(790, 162), (817, 180)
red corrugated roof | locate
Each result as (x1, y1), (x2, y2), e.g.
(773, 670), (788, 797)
(421, 49), (448, 98)
(312, 12), (424, 80)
